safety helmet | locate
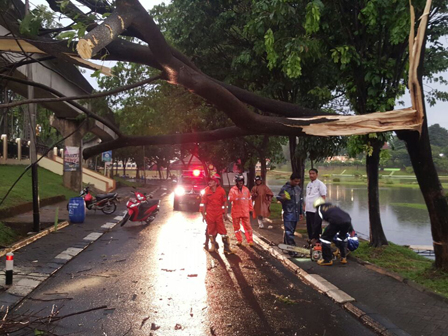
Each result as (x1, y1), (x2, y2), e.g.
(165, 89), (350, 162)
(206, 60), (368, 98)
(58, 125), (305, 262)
(211, 173), (221, 180)
(210, 174), (221, 184)
(313, 197), (326, 208)
(254, 176), (262, 182)
(234, 174), (244, 183)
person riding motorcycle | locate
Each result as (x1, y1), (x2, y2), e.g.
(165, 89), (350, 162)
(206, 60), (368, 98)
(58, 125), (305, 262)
(228, 174), (254, 246)
(313, 197), (353, 266)
(200, 174), (233, 254)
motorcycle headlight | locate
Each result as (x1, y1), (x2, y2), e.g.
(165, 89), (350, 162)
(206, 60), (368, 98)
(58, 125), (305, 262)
(175, 186), (186, 196)
(200, 189), (206, 195)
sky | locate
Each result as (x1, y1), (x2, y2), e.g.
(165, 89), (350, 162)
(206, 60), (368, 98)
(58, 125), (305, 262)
(30, 0), (448, 130)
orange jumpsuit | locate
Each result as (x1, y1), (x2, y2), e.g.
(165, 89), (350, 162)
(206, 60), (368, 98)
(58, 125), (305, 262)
(228, 185), (254, 243)
(200, 186), (227, 236)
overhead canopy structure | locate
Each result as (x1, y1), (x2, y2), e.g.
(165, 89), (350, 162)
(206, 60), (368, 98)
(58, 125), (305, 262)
(0, 0), (118, 142)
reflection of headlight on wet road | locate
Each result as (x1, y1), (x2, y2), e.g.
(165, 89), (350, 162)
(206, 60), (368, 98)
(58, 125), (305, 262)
(175, 186), (186, 196)
(200, 189), (205, 195)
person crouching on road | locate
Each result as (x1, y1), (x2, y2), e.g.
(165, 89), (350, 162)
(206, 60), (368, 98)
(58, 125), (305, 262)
(313, 197), (352, 266)
(228, 174), (255, 247)
(276, 173), (303, 257)
(251, 176), (274, 228)
(200, 174), (233, 254)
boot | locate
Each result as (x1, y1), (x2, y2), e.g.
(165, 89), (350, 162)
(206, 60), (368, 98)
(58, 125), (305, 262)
(222, 236), (234, 254)
(213, 234), (219, 249)
(319, 242), (333, 266)
(317, 259), (333, 266)
(204, 232), (209, 251)
(257, 217), (264, 228)
(340, 241), (348, 264)
(208, 235), (216, 253)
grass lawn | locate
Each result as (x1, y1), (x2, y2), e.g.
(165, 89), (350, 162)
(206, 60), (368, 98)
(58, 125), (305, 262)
(113, 176), (147, 188)
(353, 241), (448, 298)
(0, 165), (78, 210)
(270, 200), (283, 219)
(0, 222), (17, 247)
(390, 203), (427, 210)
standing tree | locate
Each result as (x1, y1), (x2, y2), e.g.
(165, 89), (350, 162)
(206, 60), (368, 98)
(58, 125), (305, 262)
(2, 0), (447, 268)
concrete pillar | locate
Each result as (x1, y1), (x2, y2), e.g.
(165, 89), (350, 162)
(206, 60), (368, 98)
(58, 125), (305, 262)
(50, 116), (90, 191)
(53, 147), (58, 158)
(60, 148), (63, 158)
(16, 138), (21, 161)
(1, 134), (7, 164)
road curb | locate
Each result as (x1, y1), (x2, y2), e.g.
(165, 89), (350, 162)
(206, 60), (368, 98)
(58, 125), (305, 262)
(0, 215), (124, 312)
(0, 221), (70, 258)
(252, 232), (408, 336)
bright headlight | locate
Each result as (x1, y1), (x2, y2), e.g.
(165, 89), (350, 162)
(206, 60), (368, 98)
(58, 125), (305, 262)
(200, 189), (206, 195)
(175, 186), (186, 196)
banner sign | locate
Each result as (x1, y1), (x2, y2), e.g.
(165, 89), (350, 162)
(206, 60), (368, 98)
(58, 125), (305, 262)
(64, 146), (80, 172)
(102, 150), (112, 162)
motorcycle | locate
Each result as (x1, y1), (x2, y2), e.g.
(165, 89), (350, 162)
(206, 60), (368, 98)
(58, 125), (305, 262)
(70, 187), (120, 215)
(120, 189), (160, 226)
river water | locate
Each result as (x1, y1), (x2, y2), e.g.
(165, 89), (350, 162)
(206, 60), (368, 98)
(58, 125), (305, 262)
(267, 180), (432, 246)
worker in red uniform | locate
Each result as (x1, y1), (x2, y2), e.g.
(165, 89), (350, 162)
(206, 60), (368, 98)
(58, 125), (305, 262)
(200, 174), (233, 254)
(228, 174), (255, 246)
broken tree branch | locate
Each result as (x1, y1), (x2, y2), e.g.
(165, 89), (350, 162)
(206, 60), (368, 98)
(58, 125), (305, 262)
(83, 126), (253, 158)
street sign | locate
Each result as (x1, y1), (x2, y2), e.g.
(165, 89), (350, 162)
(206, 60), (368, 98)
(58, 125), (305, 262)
(102, 150), (112, 162)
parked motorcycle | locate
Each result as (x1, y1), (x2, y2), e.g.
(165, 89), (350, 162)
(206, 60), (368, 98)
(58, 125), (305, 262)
(120, 189), (160, 226)
(67, 187), (120, 214)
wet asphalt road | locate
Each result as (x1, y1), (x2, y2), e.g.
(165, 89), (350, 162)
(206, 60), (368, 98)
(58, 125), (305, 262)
(11, 192), (375, 336)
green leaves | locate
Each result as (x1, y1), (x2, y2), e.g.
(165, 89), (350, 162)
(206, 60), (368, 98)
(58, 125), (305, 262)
(284, 52), (302, 78)
(304, 1), (323, 34)
(19, 13), (42, 36)
(330, 46), (359, 68)
(264, 28), (278, 70)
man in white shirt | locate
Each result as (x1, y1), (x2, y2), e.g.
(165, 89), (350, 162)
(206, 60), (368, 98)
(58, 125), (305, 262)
(305, 168), (327, 242)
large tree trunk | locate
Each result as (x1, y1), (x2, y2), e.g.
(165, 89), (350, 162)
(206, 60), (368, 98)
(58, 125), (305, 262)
(366, 139), (388, 247)
(289, 136), (306, 189)
(397, 19), (448, 270)
(260, 156), (267, 182)
(398, 127), (448, 270)
(247, 162), (256, 190)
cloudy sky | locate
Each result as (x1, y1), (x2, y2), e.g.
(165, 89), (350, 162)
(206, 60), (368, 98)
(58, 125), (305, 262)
(30, 0), (448, 129)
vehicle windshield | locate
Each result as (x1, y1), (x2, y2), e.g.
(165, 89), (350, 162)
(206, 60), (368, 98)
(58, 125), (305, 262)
(181, 176), (206, 185)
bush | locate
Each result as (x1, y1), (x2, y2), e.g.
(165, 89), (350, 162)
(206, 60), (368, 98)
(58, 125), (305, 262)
(333, 178), (340, 182)
(353, 171), (363, 178)
(405, 166), (414, 174)
(385, 179), (394, 185)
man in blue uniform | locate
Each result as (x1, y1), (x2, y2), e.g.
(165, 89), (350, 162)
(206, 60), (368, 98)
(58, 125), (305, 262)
(277, 173), (303, 257)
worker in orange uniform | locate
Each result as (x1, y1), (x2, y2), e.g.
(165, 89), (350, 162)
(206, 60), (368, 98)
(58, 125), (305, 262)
(200, 174), (233, 254)
(228, 174), (255, 246)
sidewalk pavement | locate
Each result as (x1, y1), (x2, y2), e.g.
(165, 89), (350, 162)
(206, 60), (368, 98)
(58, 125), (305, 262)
(0, 186), (159, 312)
(250, 217), (448, 336)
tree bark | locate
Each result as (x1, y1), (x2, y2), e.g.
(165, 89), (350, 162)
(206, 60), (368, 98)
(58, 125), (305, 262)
(289, 136), (306, 187)
(247, 162), (256, 191)
(397, 128), (448, 270)
(366, 138), (388, 247)
(260, 156), (267, 183)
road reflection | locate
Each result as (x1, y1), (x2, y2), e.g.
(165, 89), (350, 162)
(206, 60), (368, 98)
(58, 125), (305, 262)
(146, 208), (209, 334)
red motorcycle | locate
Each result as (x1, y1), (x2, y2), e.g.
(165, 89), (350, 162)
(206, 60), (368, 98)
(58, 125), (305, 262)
(120, 189), (160, 226)
(69, 187), (120, 215)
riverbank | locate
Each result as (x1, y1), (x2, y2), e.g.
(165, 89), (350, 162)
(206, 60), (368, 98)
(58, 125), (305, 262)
(267, 198), (448, 298)
(268, 169), (448, 190)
